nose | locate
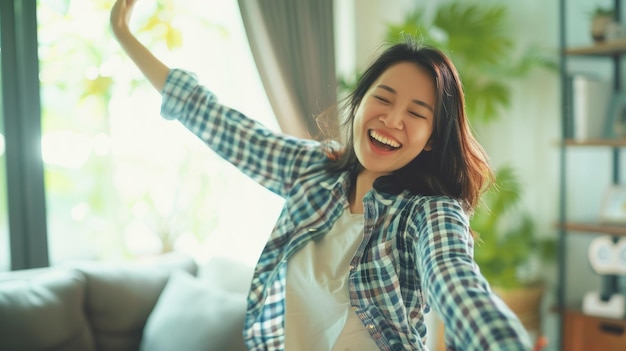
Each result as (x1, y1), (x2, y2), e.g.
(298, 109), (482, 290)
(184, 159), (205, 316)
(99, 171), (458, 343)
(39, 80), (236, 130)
(379, 108), (404, 130)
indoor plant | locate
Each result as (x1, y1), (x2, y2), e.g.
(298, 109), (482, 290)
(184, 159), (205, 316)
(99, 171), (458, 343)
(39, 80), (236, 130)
(590, 6), (615, 42)
(471, 166), (555, 290)
(470, 166), (555, 333)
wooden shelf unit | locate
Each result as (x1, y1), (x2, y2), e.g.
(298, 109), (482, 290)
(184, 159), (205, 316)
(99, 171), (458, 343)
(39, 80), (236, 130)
(562, 138), (626, 147)
(559, 222), (626, 236)
(563, 309), (626, 351)
(558, 0), (626, 350)
(565, 39), (626, 56)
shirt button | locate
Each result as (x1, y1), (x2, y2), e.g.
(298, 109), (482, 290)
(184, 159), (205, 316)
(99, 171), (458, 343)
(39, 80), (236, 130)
(367, 324), (374, 330)
(349, 264), (355, 271)
(351, 306), (358, 311)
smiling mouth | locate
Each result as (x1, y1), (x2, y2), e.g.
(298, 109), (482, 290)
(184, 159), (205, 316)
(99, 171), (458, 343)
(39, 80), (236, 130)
(369, 130), (402, 150)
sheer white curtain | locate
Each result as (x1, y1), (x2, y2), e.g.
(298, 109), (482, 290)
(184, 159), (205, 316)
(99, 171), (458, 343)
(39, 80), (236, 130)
(238, 0), (338, 139)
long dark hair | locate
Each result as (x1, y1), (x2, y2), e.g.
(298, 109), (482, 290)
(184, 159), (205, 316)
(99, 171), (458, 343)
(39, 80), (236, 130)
(325, 39), (493, 213)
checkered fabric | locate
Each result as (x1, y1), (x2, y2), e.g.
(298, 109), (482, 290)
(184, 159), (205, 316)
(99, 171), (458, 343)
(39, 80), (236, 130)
(160, 69), (532, 351)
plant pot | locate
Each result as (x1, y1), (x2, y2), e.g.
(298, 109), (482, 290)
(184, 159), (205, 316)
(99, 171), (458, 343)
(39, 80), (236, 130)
(591, 15), (614, 42)
(494, 284), (546, 335)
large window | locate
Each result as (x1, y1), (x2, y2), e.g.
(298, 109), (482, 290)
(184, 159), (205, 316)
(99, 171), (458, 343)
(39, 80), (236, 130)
(37, 0), (283, 267)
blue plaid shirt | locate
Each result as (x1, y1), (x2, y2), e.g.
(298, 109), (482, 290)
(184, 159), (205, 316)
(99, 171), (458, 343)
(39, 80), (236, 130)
(161, 69), (532, 351)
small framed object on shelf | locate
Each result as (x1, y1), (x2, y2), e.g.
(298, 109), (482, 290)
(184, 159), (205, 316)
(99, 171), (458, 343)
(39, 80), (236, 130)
(599, 185), (626, 224)
(604, 93), (626, 138)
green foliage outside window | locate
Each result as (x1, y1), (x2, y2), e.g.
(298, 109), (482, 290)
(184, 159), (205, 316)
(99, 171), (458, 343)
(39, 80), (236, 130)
(38, 0), (225, 259)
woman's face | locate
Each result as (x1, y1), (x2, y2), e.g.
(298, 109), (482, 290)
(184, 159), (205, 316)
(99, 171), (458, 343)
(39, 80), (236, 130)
(352, 61), (436, 179)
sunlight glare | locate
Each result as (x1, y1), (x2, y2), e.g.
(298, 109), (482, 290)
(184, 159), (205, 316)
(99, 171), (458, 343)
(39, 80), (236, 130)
(70, 202), (90, 222)
(85, 66), (99, 80)
(41, 131), (91, 168)
(92, 133), (110, 156)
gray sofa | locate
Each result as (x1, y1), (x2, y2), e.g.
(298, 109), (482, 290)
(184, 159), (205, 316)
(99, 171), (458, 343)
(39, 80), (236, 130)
(0, 253), (252, 351)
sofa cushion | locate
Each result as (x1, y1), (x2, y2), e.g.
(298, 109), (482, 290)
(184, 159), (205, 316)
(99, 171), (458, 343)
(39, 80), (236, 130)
(198, 256), (254, 294)
(140, 269), (248, 351)
(0, 268), (96, 351)
(75, 253), (198, 351)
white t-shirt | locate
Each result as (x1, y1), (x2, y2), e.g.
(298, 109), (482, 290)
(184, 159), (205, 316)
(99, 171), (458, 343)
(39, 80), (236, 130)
(285, 209), (380, 351)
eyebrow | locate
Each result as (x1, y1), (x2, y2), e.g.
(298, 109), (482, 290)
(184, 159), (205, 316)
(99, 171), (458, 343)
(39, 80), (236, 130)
(376, 84), (434, 112)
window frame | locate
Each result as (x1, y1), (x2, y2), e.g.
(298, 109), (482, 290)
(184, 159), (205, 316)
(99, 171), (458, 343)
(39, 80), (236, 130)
(0, 0), (49, 270)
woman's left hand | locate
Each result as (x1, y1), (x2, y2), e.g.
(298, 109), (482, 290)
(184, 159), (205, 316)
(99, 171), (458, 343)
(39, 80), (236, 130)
(532, 336), (548, 351)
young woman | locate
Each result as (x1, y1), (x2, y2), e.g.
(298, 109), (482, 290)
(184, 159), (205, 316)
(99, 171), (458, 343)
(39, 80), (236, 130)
(111, 1), (540, 350)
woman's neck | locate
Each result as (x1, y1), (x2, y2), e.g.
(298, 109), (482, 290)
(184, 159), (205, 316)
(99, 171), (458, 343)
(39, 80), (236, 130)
(348, 171), (379, 214)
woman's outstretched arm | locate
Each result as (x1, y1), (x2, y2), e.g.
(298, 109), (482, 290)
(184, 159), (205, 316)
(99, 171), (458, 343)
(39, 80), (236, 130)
(110, 0), (169, 92)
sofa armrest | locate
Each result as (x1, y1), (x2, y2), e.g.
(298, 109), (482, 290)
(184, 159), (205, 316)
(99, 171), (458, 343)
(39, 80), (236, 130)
(0, 268), (96, 351)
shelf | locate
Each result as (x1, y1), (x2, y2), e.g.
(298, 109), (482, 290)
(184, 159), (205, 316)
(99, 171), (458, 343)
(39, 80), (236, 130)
(563, 308), (626, 351)
(562, 139), (626, 147)
(562, 307), (626, 321)
(565, 40), (626, 56)
(560, 222), (626, 236)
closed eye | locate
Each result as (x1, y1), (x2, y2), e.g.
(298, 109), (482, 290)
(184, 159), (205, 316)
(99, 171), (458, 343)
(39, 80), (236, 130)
(409, 111), (426, 119)
(374, 95), (390, 103)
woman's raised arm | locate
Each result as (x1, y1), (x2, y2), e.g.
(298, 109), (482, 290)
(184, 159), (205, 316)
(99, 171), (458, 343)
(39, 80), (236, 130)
(110, 0), (169, 92)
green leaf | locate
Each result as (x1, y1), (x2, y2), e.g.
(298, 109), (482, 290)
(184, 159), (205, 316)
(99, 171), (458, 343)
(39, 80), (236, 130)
(385, 10), (430, 44)
(434, 3), (512, 65)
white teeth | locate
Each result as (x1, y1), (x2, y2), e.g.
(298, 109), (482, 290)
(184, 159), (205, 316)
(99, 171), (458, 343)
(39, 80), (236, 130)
(370, 130), (401, 148)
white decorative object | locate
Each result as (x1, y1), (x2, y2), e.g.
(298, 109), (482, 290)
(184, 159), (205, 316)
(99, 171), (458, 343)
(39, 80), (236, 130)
(566, 75), (611, 140)
(583, 235), (626, 319)
(582, 291), (625, 319)
(588, 235), (617, 274)
(615, 237), (626, 275)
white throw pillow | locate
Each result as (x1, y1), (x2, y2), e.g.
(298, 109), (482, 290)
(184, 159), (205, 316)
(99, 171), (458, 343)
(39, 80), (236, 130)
(140, 270), (248, 351)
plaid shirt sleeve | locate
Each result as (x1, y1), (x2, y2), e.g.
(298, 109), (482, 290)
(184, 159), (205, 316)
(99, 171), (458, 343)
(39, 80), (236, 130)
(159, 69), (321, 198)
(416, 199), (532, 350)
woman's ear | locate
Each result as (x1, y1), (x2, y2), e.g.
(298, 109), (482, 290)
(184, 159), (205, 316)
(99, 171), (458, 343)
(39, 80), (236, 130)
(424, 139), (433, 152)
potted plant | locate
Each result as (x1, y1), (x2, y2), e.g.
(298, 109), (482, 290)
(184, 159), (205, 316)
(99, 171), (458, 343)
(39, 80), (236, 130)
(471, 166), (556, 332)
(590, 7), (615, 42)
